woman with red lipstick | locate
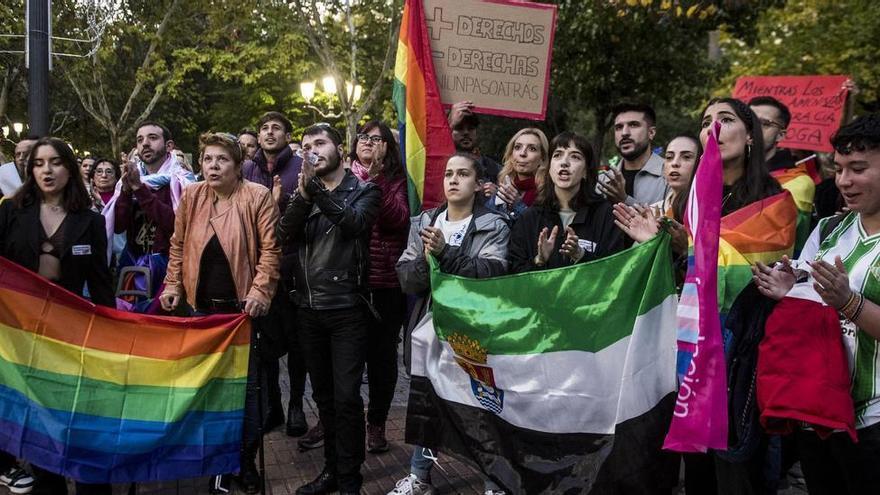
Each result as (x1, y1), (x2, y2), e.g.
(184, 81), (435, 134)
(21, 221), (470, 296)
(508, 131), (628, 273)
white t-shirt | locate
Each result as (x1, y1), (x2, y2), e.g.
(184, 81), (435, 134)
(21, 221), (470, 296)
(559, 209), (576, 230)
(435, 211), (473, 247)
(791, 213), (880, 428)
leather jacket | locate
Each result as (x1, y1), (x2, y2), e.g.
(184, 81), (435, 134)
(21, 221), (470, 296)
(162, 180), (281, 309)
(276, 170), (381, 310)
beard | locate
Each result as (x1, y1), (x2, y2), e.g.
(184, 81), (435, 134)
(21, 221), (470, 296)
(314, 147), (342, 177)
(619, 140), (650, 162)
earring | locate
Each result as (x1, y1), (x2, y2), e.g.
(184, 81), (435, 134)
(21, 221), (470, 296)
(746, 143), (751, 158)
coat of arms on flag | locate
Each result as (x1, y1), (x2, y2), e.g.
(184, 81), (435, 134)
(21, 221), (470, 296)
(449, 333), (504, 414)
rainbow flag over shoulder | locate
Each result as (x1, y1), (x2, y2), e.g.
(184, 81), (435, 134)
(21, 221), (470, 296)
(771, 155), (820, 252)
(0, 257), (250, 484)
(393, 0), (456, 212)
(718, 191), (798, 314)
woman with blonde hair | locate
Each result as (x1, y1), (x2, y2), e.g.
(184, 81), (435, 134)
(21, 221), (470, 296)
(486, 127), (549, 221)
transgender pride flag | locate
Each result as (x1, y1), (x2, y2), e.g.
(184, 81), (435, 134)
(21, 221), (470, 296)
(663, 122), (729, 452)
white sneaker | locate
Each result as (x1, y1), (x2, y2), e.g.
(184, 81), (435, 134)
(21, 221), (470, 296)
(0, 466), (34, 494)
(387, 473), (436, 495)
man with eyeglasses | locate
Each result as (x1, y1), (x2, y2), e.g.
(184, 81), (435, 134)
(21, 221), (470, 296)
(749, 96), (796, 172)
(241, 111), (311, 439)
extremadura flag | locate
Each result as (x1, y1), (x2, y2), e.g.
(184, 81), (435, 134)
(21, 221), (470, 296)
(407, 234), (679, 494)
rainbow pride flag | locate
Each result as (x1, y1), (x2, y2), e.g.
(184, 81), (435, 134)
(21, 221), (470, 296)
(393, 0), (456, 212)
(771, 155), (820, 252)
(718, 190), (798, 314)
(0, 257), (250, 484)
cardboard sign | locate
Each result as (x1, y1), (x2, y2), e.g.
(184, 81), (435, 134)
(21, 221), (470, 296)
(733, 75), (850, 153)
(424, 0), (557, 121)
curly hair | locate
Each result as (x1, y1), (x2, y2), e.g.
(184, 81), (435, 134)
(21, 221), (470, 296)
(831, 113), (880, 155)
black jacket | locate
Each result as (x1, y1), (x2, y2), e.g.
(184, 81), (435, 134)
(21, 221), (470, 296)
(508, 196), (628, 273)
(276, 170), (381, 310)
(0, 200), (114, 307)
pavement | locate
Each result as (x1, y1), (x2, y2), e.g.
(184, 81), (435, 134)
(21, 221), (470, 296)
(85, 354), (807, 495)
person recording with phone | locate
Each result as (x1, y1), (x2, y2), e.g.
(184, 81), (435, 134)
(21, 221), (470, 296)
(159, 132), (281, 495)
(276, 123), (381, 495)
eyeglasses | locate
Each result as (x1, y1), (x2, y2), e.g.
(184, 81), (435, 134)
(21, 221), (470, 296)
(94, 169), (116, 176)
(357, 134), (384, 144)
(760, 119), (783, 130)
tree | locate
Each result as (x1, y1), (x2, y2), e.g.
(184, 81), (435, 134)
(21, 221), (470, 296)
(290, 0), (402, 143)
(716, 0), (880, 111)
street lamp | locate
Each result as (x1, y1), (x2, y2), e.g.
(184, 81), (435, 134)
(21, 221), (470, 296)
(12, 122), (23, 135)
(300, 82), (316, 103)
(346, 82), (363, 102)
(322, 76), (337, 95)
(1, 126), (8, 138)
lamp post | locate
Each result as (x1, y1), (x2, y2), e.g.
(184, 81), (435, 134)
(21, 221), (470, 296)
(299, 76), (362, 121)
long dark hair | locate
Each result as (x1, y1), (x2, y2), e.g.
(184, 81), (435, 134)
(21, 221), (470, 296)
(349, 121), (404, 179)
(535, 131), (598, 211)
(667, 134), (703, 223)
(702, 97), (780, 214)
(13, 137), (91, 212)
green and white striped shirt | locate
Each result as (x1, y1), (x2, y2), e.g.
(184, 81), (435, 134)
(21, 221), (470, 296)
(794, 212), (880, 428)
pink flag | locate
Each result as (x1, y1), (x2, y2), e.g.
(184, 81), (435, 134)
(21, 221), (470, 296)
(663, 122), (728, 452)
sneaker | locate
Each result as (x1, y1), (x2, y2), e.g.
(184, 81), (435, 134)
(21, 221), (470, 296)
(367, 423), (390, 453)
(484, 491), (507, 495)
(208, 473), (232, 494)
(297, 420), (324, 451)
(387, 474), (435, 495)
(0, 466), (34, 494)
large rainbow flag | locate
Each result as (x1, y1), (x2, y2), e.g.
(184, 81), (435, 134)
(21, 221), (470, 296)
(771, 155), (821, 252)
(393, 0), (456, 212)
(718, 191), (799, 314)
(0, 257), (250, 484)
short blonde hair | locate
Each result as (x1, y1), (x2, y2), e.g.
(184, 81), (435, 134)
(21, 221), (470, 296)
(498, 128), (549, 184)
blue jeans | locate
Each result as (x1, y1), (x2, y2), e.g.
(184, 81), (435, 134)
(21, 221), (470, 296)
(410, 446), (502, 491)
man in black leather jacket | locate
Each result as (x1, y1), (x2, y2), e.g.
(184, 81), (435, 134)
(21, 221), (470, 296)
(277, 123), (381, 495)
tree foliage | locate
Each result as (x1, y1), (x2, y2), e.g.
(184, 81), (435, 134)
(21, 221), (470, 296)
(716, 0), (880, 112)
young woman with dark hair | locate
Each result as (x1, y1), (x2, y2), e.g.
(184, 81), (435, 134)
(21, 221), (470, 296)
(349, 120), (411, 453)
(391, 152), (510, 495)
(508, 131), (628, 273)
(0, 137), (113, 494)
(701, 97), (782, 215)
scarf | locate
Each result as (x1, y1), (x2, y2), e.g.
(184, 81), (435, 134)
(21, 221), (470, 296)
(100, 154), (195, 264)
(513, 175), (537, 206)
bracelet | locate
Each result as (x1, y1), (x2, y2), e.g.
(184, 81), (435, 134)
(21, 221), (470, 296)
(839, 291), (858, 313)
(846, 292), (865, 322)
(534, 254), (546, 267)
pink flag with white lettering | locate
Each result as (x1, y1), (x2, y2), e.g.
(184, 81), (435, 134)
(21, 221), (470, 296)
(663, 122), (728, 452)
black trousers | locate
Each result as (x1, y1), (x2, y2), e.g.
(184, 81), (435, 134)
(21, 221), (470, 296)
(264, 291), (307, 410)
(30, 465), (111, 495)
(299, 305), (370, 491)
(366, 287), (407, 426)
(797, 421), (880, 494)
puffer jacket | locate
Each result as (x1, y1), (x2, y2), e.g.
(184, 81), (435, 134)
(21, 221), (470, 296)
(242, 146), (302, 207)
(396, 202), (509, 373)
(276, 170), (381, 310)
(351, 162), (410, 289)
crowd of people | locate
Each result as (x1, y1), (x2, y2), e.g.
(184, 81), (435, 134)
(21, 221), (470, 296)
(0, 89), (878, 495)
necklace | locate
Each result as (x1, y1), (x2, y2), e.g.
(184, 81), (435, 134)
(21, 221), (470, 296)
(43, 202), (63, 213)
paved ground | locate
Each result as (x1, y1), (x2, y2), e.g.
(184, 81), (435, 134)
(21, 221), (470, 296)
(86, 355), (807, 495)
